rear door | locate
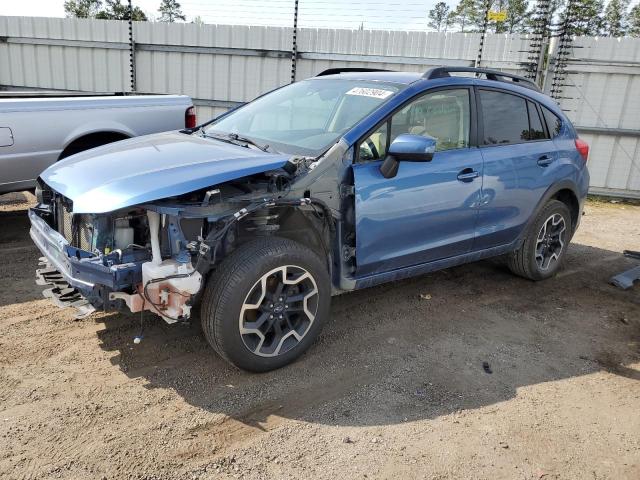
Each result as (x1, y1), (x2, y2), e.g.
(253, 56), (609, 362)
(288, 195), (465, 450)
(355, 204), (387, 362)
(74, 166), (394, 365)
(473, 88), (557, 249)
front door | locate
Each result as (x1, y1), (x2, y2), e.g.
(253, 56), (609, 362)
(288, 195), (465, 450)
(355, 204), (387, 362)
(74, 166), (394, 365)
(352, 88), (483, 277)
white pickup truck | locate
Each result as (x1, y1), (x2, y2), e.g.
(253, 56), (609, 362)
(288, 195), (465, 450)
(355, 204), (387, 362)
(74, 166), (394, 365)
(0, 92), (195, 194)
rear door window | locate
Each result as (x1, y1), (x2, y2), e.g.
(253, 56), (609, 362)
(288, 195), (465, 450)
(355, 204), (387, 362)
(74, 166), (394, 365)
(479, 90), (530, 145)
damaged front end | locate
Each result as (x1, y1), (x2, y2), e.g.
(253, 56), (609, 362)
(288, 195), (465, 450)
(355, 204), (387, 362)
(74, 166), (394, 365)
(29, 188), (201, 322)
(29, 159), (326, 322)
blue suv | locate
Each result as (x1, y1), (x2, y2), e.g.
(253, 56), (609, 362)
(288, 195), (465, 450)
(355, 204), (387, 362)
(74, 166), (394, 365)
(30, 67), (590, 371)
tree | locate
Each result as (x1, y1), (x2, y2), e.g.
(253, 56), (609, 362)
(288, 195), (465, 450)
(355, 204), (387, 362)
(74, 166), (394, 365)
(64, 0), (103, 18)
(95, 0), (148, 21)
(504, 0), (530, 33)
(444, 11), (456, 32)
(603, 0), (629, 36)
(629, 4), (640, 36)
(482, 0), (530, 33)
(560, 0), (605, 36)
(469, 0), (499, 32)
(158, 0), (186, 22)
(428, 2), (452, 31)
(450, 0), (481, 32)
(488, 0), (507, 32)
(64, 0), (147, 21)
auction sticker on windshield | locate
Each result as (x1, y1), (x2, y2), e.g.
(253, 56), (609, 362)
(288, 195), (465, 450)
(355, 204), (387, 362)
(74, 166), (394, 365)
(346, 87), (394, 99)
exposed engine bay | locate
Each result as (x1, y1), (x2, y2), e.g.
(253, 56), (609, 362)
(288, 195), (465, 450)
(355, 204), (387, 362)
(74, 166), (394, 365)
(30, 146), (353, 322)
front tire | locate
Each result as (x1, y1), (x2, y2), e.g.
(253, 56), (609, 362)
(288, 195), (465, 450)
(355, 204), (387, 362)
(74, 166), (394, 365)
(508, 200), (572, 281)
(200, 237), (331, 372)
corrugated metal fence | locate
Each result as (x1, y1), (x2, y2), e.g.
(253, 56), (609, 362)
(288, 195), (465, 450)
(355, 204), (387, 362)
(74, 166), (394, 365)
(1, 16), (639, 197)
(0, 17), (530, 117)
(557, 37), (640, 197)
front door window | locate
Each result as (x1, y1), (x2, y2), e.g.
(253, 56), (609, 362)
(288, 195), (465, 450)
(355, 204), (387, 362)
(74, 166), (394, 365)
(358, 88), (470, 162)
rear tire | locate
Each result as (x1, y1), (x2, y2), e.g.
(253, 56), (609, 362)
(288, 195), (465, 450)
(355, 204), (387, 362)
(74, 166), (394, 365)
(507, 200), (572, 281)
(200, 237), (331, 372)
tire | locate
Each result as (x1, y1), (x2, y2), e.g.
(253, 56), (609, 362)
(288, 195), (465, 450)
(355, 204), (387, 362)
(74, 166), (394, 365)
(200, 237), (331, 372)
(507, 200), (572, 281)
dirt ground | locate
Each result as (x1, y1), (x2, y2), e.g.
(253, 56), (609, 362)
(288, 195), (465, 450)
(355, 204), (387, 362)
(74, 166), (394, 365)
(1, 191), (639, 480)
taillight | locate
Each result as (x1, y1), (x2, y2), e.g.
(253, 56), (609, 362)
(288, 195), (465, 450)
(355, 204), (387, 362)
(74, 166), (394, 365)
(575, 138), (589, 162)
(185, 106), (196, 128)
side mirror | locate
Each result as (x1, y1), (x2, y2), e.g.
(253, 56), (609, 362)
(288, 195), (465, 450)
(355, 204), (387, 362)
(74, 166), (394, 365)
(380, 134), (436, 179)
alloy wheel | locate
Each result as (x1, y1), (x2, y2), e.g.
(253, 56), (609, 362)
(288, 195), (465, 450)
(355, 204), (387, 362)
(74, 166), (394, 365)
(535, 213), (566, 271)
(239, 265), (319, 357)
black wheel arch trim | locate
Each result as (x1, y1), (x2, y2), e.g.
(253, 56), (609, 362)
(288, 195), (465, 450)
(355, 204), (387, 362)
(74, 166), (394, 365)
(516, 180), (582, 247)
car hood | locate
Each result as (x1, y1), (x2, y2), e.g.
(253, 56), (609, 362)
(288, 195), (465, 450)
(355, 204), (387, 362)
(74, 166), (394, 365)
(41, 131), (290, 213)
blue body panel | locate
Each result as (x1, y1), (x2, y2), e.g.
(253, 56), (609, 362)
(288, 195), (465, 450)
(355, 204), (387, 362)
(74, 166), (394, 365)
(353, 147), (484, 276)
(473, 140), (558, 249)
(338, 76), (589, 283)
(41, 131), (289, 213)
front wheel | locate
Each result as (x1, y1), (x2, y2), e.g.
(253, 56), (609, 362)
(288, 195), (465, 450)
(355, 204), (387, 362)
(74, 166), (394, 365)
(200, 237), (331, 372)
(508, 200), (572, 281)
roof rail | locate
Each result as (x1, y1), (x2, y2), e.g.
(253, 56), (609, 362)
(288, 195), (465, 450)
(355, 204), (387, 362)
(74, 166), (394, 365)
(423, 66), (541, 92)
(316, 67), (393, 77)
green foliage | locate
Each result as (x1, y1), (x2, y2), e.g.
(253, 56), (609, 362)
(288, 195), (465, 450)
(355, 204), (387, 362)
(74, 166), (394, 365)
(484, 0), (531, 33)
(503, 0), (530, 33)
(560, 0), (605, 36)
(448, 0), (529, 33)
(63, 0), (103, 18)
(428, 2), (452, 31)
(603, 0), (630, 36)
(158, 0), (186, 22)
(95, 0), (148, 21)
(64, 0), (146, 21)
(630, 4), (640, 36)
(449, 0), (481, 32)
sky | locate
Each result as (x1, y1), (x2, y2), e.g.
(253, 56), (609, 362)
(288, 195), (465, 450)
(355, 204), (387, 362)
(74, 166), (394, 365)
(0, 0), (459, 30)
(1, 0), (639, 31)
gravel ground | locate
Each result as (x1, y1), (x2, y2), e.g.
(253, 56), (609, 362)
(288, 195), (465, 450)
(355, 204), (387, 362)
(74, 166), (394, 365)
(1, 191), (639, 480)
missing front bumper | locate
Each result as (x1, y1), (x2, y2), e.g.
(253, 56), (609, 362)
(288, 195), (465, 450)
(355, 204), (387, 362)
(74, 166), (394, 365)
(36, 258), (96, 319)
(29, 207), (149, 317)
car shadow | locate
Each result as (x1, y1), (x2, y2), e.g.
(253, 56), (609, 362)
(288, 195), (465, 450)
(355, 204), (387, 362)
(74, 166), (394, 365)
(94, 242), (640, 437)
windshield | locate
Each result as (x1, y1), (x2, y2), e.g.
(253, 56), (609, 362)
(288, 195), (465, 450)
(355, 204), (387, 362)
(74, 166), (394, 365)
(204, 79), (402, 156)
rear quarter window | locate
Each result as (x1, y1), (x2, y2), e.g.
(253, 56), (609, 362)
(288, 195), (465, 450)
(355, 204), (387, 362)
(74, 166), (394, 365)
(527, 101), (547, 140)
(541, 105), (562, 138)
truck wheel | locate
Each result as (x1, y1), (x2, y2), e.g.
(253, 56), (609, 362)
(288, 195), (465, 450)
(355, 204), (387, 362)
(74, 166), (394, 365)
(200, 237), (331, 372)
(508, 199), (572, 281)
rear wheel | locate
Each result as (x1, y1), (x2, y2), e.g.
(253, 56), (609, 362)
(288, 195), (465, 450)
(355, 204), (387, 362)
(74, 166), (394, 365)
(200, 237), (331, 372)
(508, 200), (572, 281)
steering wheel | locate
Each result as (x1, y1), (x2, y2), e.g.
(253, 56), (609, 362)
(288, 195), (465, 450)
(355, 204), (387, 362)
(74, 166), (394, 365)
(365, 138), (380, 159)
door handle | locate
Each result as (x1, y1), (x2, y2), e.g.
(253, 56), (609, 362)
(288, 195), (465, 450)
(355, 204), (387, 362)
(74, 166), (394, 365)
(457, 168), (479, 182)
(537, 155), (554, 167)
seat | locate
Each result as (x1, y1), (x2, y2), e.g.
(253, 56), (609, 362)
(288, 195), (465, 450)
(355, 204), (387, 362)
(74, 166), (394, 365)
(408, 97), (464, 150)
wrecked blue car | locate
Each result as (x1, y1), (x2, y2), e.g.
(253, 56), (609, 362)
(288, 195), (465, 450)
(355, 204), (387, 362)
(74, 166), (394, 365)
(30, 67), (590, 371)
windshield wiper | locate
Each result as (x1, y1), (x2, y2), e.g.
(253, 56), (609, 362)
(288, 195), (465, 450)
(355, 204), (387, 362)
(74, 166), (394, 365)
(226, 133), (271, 153)
(200, 130), (274, 153)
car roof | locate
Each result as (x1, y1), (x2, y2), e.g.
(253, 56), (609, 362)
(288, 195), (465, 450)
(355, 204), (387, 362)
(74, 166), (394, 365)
(312, 71), (422, 85)
(308, 69), (567, 122)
